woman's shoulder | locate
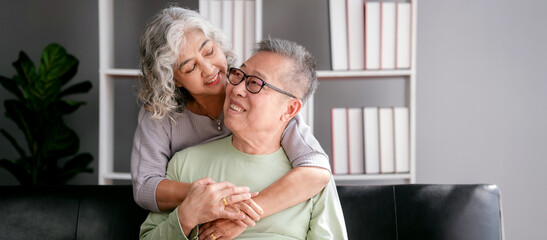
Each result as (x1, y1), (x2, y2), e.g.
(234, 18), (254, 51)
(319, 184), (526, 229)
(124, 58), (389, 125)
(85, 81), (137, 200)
(138, 106), (190, 127)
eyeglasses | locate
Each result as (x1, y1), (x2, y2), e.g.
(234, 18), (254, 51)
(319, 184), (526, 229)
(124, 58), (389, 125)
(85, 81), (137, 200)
(227, 67), (297, 99)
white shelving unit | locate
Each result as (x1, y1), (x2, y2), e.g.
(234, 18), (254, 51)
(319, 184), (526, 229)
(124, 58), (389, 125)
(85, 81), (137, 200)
(98, 0), (415, 185)
(97, 0), (262, 184)
(310, 67), (416, 184)
(302, 0), (418, 185)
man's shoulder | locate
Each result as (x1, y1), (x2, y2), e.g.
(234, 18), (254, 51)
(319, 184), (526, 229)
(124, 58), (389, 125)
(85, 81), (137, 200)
(173, 135), (231, 158)
(188, 135), (231, 151)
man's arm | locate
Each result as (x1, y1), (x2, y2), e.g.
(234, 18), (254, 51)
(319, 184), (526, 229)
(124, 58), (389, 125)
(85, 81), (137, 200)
(306, 178), (348, 239)
(140, 207), (197, 240)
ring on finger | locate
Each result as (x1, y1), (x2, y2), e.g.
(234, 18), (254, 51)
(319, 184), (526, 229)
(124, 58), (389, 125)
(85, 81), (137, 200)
(222, 197), (228, 206)
(210, 233), (217, 240)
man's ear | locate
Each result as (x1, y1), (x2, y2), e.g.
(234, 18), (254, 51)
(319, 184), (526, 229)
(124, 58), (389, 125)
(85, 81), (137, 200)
(281, 98), (302, 121)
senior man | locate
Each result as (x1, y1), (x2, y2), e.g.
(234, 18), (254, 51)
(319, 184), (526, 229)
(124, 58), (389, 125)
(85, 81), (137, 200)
(140, 38), (347, 240)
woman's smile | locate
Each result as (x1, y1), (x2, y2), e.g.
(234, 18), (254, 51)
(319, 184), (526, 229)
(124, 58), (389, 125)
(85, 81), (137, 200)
(205, 72), (221, 87)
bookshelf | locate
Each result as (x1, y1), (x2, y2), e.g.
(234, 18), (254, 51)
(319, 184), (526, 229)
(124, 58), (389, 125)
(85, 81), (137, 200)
(301, 0), (418, 185)
(97, 0), (416, 185)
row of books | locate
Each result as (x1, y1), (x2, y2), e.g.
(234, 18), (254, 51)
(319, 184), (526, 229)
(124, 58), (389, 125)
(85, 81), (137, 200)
(199, 0), (256, 65)
(329, 0), (412, 71)
(331, 107), (410, 175)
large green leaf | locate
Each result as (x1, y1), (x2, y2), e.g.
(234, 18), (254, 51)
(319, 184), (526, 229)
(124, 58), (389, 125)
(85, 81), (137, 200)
(59, 81), (92, 98)
(39, 43), (78, 85)
(43, 121), (79, 159)
(0, 75), (24, 100)
(59, 55), (78, 86)
(12, 51), (35, 87)
(0, 129), (27, 158)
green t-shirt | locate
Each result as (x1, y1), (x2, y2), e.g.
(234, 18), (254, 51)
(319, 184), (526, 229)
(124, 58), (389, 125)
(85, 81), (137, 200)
(140, 135), (347, 240)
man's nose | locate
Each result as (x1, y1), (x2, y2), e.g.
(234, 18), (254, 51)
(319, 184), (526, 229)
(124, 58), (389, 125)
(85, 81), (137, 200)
(232, 77), (248, 96)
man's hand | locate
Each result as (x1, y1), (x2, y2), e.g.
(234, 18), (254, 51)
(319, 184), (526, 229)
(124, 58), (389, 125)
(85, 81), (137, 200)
(198, 219), (247, 240)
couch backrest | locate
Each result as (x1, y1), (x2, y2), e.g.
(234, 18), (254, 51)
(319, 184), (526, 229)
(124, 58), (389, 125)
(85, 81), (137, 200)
(0, 185), (148, 240)
(337, 184), (504, 240)
(0, 184), (503, 240)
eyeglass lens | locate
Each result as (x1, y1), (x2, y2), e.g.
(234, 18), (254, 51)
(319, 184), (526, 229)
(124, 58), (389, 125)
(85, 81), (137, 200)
(228, 68), (264, 93)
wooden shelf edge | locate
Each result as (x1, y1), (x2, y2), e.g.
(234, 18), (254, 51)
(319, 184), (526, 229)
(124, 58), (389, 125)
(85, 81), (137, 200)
(317, 69), (412, 79)
(334, 173), (411, 181)
(102, 172), (132, 180)
(101, 68), (142, 77)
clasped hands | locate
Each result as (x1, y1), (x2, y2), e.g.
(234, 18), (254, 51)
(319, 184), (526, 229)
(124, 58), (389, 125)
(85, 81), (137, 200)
(177, 177), (263, 240)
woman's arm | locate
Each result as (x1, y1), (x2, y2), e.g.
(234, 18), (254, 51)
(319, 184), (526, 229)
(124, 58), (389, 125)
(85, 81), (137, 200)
(131, 107), (173, 212)
(253, 166), (330, 217)
(156, 179), (191, 211)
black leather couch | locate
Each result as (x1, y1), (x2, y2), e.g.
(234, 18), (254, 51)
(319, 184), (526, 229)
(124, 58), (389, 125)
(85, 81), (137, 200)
(0, 184), (503, 240)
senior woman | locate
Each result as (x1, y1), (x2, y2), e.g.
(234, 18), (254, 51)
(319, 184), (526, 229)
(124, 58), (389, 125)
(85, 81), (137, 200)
(140, 38), (347, 240)
(131, 6), (332, 233)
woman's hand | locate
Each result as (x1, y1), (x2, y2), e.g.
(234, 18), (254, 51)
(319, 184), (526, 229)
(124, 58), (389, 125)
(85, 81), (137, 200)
(198, 219), (247, 240)
(176, 177), (253, 232)
(232, 199), (263, 224)
(198, 199), (264, 240)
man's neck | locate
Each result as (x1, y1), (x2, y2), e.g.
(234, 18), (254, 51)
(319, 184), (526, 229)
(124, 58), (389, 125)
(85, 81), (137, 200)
(231, 128), (284, 155)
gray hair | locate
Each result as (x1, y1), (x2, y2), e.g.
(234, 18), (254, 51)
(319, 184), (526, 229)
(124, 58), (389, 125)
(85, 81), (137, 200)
(253, 38), (318, 102)
(138, 6), (236, 120)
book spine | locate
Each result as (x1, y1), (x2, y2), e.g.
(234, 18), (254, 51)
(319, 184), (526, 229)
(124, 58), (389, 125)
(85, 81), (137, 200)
(347, 0), (366, 70)
(348, 108), (364, 174)
(331, 108), (349, 174)
(329, 0), (349, 70)
(364, 107), (380, 174)
(379, 107), (395, 173)
(365, 2), (380, 70)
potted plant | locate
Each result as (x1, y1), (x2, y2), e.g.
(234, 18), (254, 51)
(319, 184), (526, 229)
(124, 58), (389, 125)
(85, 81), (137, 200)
(0, 43), (93, 185)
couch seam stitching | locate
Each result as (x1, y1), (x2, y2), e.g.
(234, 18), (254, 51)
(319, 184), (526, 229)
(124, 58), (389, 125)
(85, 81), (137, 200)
(75, 197), (81, 240)
(393, 186), (399, 240)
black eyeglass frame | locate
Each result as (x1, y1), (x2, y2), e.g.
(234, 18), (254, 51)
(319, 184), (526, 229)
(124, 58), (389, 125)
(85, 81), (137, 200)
(227, 67), (298, 99)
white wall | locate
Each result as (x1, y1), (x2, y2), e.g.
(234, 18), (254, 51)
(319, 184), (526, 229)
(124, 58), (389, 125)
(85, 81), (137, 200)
(417, 1), (547, 239)
(0, 0), (545, 239)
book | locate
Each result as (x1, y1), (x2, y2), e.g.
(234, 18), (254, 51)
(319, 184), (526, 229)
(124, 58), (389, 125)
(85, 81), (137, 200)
(393, 107), (410, 173)
(347, 108), (364, 174)
(396, 2), (411, 69)
(244, 0), (255, 60)
(232, 0), (245, 65)
(300, 98), (314, 131)
(331, 108), (349, 174)
(378, 107), (395, 173)
(363, 107), (380, 174)
(209, 0), (222, 29)
(347, 0), (365, 70)
(381, 2), (396, 69)
(329, 0), (349, 70)
(221, 0), (234, 51)
(199, 0), (210, 20)
(365, 1), (380, 70)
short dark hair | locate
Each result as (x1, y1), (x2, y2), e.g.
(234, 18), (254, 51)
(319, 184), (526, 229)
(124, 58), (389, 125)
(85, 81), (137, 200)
(254, 38), (318, 102)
